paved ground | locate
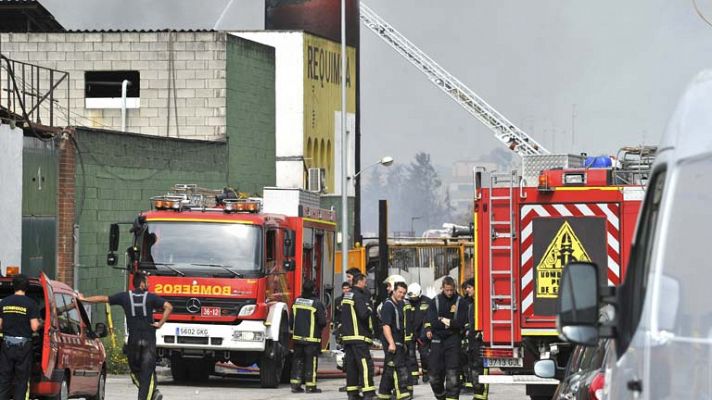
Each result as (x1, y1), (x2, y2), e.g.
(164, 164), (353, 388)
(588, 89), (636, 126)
(105, 374), (529, 399)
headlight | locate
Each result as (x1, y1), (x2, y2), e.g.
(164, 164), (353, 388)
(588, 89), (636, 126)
(238, 305), (256, 317)
(232, 330), (264, 342)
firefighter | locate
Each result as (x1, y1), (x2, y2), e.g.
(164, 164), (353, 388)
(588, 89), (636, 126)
(290, 279), (327, 393)
(460, 279), (475, 393)
(407, 282), (430, 383)
(467, 299), (489, 400)
(81, 272), (173, 400)
(0, 274), (40, 400)
(341, 273), (377, 400)
(377, 281), (411, 400)
(334, 281), (352, 345)
(425, 276), (467, 400)
(346, 267), (362, 285)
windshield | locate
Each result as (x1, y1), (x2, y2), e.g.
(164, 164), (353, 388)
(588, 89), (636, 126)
(139, 222), (262, 274)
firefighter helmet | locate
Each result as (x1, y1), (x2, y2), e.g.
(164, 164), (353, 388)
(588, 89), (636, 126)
(407, 282), (422, 299)
(383, 274), (407, 286)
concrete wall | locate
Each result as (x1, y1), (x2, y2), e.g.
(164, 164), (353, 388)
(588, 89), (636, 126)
(0, 32), (227, 140)
(226, 35), (276, 194)
(74, 127), (227, 330)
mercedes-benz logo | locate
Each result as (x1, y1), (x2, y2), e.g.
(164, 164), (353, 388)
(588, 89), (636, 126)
(185, 298), (201, 314)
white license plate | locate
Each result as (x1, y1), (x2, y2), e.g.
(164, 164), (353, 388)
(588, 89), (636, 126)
(177, 327), (209, 337)
(484, 358), (523, 368)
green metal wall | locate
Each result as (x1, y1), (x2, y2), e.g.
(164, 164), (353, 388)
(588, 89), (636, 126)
(226, 35), (276, 194)
(22, 136), (57, 279)
(74, 128), (227, 330)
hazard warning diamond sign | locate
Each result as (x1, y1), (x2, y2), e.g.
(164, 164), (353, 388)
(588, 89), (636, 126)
(536, 221), (591, 299)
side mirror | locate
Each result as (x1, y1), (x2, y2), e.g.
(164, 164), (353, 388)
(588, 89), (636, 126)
(533, 359), (556, 379)
(283, 259), (295, 271)
(107, 253), (118, 266)
(109, 224), (120, 252)
(557, 262), (600, 346)
(94, 322), (108, 338)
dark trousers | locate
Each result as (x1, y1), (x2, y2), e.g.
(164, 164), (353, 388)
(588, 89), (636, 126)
(290, 342), (320, 388)
(377, 345), (411, 400)
(344, 342), (376, 397)
(469, 339), (489, 400)
(127, 336), (158, 400)
(417, 339), (430, 377)
(0, 341), (32, 400)
(405, 341), (419, 385)
(428, 334), (461, 400)
(461, 338), (473, 390)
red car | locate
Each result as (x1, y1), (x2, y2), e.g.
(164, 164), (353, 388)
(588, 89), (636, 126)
(0, 273), (107, 400)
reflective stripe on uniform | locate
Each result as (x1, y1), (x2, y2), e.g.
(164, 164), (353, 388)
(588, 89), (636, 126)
(361, 358), (376, 392)
(129, 291), (148, 317)
(146, 373), (155, 400)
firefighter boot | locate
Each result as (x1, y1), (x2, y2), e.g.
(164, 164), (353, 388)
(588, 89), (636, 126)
(152, 389), (163, 400)
(305, 386), (322, 393)
(291, 384), (305, 393)
(428, 372), (445, 400)
(290, 357), (305, 392)
(444, 369), (460, 400)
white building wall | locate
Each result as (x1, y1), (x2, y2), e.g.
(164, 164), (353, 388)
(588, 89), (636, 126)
(0, 124), (24, 275)
(232, 31), (305, 189)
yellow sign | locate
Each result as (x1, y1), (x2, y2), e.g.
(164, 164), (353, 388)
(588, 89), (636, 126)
(154, 284), (231, 296)
(536, 221), (591, 298)
(303, 33), (357, 193)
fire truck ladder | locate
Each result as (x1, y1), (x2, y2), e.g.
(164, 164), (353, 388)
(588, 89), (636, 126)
(360, 3), (549, 157)
(487, 171), (517, 349)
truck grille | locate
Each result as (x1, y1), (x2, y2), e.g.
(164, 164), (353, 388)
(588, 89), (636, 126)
(177, 336), (209, 345)
(163, 297), (255, 316)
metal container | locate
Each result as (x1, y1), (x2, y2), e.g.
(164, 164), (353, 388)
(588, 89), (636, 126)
(521, 154), (585, 186)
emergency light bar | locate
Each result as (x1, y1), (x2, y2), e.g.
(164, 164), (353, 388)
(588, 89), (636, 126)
(150, 195), (185, 210)
(223, 198), (261, 213)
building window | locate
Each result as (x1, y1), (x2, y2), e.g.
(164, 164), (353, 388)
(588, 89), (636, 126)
(84, 71), (140, 109)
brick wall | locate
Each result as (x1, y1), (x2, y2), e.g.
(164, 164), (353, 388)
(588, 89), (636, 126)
(57, 129), (76, 284)
(226, 35), (276, 194)
(74, 127), (227, 332)
(0, 32), (227, 140)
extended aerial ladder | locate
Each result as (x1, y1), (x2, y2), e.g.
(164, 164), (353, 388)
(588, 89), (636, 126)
(360, 3), (549, 157)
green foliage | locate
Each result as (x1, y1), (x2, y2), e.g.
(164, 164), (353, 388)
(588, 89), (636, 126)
(103, 337), (130, 375)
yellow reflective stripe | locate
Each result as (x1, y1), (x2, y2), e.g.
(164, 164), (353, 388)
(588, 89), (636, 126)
(24, 379), (29, 400)
(361, 358), (375, 391)
(293, 305), (317, 311)
(378, 395), (391, 399)
(346, 386), (360, 391)
(310, 356), (317, 386)
(130, 373), (140, 388)
(293, 336), (321, 343)
(350, 305), (360, 337)
(290, 379), (301, 384)
(394, 370), (401, 398)
(146, 373), (155, 400)
(342, 335), (372, 343)
(423, 322), (431, 328)
(310, 307), (315, 339)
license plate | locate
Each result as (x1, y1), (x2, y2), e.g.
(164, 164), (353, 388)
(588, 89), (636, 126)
(201, 307), (220, 317)
(177, 327), (209, 336)
(484, 357), (523, 368)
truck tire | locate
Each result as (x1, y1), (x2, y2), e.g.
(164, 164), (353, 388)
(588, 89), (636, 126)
(260, 314), (289, 388)
(188, 359), (211, 382)
(170, 357), (189, 382)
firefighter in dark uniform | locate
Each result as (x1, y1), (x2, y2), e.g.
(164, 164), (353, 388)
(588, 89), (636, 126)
(408, 283), (430, 383)
(460, 279), (475, 393)
(467, 299), (489, 400)
(341, 273), (377, 400)
(377, 281), (411, 400)
(81, 272), (173, 400)
(334, 281), (351, 345)
(403, 293), (418, 391)
(0, 274), (40, 400)
(290, 279), (327, 393)
(425, 276), (467, 400)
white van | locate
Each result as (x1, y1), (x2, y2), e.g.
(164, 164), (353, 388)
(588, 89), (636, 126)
(536, 69), (712, 399)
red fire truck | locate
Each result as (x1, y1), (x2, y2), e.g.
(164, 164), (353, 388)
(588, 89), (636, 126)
(472, 152), (653, 399)
(106, 185), (336, 387)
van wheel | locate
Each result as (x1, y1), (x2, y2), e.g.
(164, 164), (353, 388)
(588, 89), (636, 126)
(46, 375), (69, 400)
(170, 357), (189, 382)
(87, 370), (106, 400)
(188, 359), (211, 382)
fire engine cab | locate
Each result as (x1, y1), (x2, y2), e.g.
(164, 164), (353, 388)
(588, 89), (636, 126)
(473, 151), (653, 400)
(106, 185), (336, 388)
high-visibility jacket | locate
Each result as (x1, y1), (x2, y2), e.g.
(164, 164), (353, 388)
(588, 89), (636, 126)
(404, 299), (414, 342)
(291, 296), (326, 343)
(340, 286), (375, 344)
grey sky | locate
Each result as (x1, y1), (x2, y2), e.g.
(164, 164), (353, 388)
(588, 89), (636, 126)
(360, 0), (712, 170)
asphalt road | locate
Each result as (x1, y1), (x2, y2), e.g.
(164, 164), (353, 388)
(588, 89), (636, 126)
(104, 374), (529, 400)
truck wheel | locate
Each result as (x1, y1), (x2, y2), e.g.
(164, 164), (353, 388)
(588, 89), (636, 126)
(170, 357), (189, 382)
(260, 315), (289, 388)
(188, 359), (211, 382)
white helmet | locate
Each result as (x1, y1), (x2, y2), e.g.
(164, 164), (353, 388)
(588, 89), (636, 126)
(407, 282), (422, 299)
(383, 274), (407, 286)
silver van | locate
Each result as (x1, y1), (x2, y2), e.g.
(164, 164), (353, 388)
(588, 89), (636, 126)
(537, 70), (712, 399)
